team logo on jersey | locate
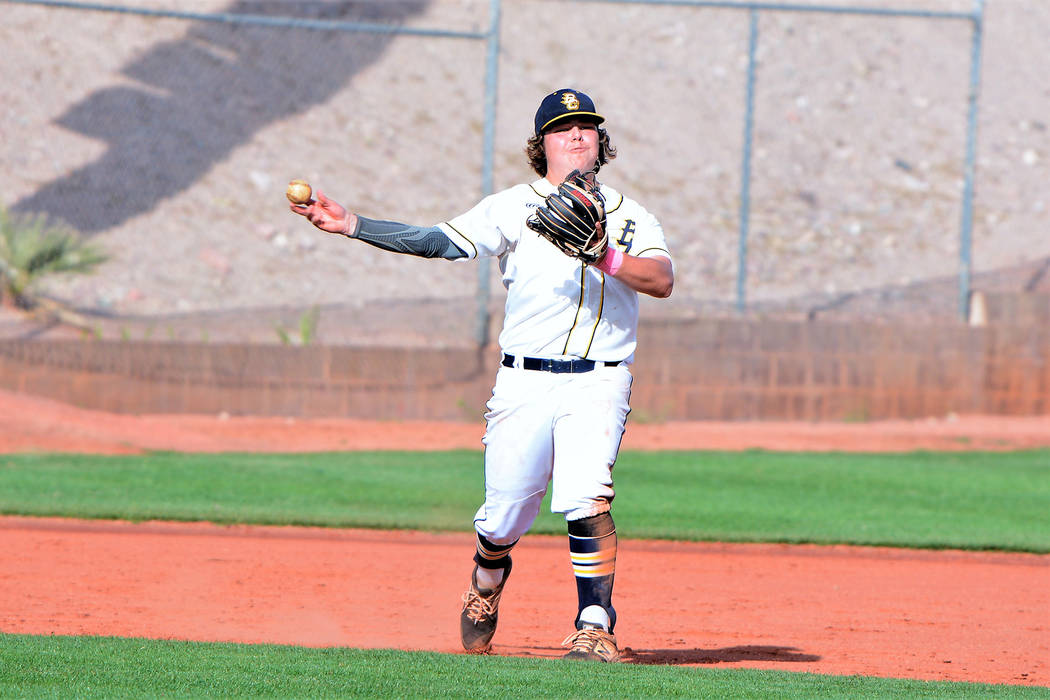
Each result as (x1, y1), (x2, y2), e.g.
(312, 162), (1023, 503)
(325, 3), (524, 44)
(616, 219), (636, 253)
(561, 92), (580, 111)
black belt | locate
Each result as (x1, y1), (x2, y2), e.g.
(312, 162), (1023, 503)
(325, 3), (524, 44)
(502, 353), (620, 374)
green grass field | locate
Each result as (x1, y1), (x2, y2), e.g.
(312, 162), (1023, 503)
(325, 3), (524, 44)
(2, 448), (1048, 697)
(1, 449), (1047, 551)
(4, 635), (1048, 699)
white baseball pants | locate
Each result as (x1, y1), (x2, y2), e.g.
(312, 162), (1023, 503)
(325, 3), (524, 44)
(473, 364), (633, 545)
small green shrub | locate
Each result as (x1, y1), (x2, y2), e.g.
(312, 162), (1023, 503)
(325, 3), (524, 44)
(0, 205), (107, 309)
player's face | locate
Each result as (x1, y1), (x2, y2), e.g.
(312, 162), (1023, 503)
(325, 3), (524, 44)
(543, 119), (599, 177)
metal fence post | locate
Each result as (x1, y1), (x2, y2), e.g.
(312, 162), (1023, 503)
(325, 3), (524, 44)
(737, 8), (759, 314)
(958, 0), (985, 321)
(476, 0), (501, 347)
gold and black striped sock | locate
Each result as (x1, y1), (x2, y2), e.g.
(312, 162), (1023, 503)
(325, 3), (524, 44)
(567, 512), (617, 631)
(473, 531), (516, 571)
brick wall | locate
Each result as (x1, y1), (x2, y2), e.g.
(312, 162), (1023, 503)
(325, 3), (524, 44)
(631, 318), (1047, 420)
(0, 317), (1046, 420)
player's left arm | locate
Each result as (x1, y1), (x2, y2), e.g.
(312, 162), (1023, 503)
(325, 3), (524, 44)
(597, 202), (673, 298)
(599, 251), (673, 298)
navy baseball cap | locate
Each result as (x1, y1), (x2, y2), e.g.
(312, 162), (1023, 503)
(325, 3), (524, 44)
(534, 89), (605, 135)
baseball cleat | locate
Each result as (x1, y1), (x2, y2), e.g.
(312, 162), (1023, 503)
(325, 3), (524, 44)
(561, 623), (620, 662)
(460, 560), (511, 653)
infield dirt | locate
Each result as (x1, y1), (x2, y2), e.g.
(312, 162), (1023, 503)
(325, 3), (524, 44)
(1, 388), (1047, 687)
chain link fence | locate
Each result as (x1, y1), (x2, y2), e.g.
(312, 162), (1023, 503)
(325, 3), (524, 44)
(2, 0), (1048, 346)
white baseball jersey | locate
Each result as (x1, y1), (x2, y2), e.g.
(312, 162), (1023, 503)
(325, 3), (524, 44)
(439, 178), (672, 364)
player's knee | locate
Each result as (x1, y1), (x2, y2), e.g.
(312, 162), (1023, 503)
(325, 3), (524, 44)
(474, 496), (544, 544)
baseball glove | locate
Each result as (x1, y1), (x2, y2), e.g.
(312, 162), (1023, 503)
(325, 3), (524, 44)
(527, 170), (608, 264)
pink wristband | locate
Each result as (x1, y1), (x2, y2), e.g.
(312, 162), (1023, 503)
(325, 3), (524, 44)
(595, 247), (625, 275)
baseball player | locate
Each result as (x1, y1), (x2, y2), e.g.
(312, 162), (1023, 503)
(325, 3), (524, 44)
(290, 88), (673, 662)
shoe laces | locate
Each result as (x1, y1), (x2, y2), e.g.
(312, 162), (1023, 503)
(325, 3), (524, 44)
(461, 586), (502, 624)
(561, 627), (618, 660)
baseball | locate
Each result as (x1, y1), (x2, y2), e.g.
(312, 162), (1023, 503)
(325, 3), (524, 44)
(285, 179), (312, 204)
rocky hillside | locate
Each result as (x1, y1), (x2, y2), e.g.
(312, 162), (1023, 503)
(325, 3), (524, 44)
(2, 0), (1047, 344)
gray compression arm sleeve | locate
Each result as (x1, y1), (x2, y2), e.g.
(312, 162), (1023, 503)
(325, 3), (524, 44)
(350, 216), (467, 259)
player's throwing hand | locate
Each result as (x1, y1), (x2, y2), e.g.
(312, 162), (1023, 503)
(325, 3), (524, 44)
(289, 189), (356, 237)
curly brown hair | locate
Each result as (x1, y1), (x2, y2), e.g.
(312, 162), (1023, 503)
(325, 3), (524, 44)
(525, 126), (617, 177)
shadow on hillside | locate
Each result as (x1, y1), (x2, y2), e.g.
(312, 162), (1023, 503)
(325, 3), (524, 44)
(11, 0), (430, 235)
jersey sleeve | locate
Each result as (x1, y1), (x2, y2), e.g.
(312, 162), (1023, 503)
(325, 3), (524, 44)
(437, 192), (511, 260)
(630, 209), (672, 262)
(607, 192), (673, 266)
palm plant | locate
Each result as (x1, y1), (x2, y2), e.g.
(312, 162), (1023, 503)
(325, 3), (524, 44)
(0, 205), (107, 317)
